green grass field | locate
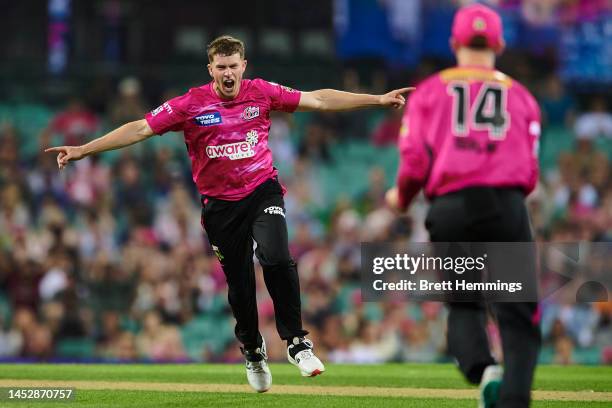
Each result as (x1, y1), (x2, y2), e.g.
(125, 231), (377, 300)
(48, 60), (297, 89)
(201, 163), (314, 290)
(0, 363), (610, 407)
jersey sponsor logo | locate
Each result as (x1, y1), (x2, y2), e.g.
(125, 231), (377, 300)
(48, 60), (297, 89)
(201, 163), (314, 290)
(264, 206), (285, 217)
(206, 130), (259, 160)
(241, 106), (260, 121)
(194, 111), (222, 126)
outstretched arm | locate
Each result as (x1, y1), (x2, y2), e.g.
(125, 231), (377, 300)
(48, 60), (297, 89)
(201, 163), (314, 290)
(44, 119), (154, 169)
(296, 87), (414, 112)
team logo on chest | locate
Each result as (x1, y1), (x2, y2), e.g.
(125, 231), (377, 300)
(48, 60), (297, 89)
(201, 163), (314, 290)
(206, 130), (259, 160)
(241, 106), (260, 121)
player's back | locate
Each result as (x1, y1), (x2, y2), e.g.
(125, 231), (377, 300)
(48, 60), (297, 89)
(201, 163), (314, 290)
(403, 66), (541, 199)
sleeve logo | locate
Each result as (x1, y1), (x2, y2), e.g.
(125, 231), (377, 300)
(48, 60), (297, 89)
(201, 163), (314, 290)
(269, 82), (296, 93)
(151, 102), (173, 116)
(151, 105), (163, 116)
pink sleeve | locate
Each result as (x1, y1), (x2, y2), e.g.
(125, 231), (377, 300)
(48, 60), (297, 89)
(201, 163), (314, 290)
(256, 79), (301, 112)
(396, 89), (431, 209)
(145, 93), (191, 135)
(524, 92), (541, 195)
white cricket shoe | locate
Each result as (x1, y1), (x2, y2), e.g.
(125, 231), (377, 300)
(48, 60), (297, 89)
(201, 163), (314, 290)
(287, 337), (325, 377)
(243, 339), (272, 393)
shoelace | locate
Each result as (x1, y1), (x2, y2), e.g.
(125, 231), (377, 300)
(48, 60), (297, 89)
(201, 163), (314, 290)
(246, 360), (267, 373)
(302, 339), (314, 349)
(298, 350), (313, 360)
(242, 344), (268, 361)
(290, 338), (315, 361)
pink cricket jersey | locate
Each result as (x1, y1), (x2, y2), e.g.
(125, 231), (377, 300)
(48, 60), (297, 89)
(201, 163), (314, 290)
(397, 66), (541, 208)
(145, 79), (301, 200)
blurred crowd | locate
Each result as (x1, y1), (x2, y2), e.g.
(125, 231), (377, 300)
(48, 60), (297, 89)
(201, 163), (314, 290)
(0, 66), (611, 366)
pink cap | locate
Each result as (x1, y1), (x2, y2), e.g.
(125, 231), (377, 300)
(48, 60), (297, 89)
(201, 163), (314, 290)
(451, 3), (504, 51)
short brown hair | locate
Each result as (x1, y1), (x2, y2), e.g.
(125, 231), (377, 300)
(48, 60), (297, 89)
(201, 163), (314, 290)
(207, 35), (245, 62)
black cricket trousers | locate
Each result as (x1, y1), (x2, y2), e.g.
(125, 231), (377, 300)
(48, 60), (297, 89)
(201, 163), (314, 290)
(201, 177), (308, 350)
(425, 187), (541, 408)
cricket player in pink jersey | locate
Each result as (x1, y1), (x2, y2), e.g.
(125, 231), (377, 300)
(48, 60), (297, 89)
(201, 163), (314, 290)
(46, 35), (412, 392)
(387, 4), (541, 408)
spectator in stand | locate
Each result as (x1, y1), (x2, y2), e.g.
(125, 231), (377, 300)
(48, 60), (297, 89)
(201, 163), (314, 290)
(401, 320), (438, 363)
(371, 107), (403, 146)
(96, 311), (123, 357)
(347, 320), (400, 363)
(539, 74), (575, 127)
(593, 189), (612, 239)
(135, 310), (186, 361)
(356, 167), (388, 214)
(6, 258), (43, 311)
(39, 97), (99, 148)
(0, 314), (22, 357)
(574, 96), (612, 141)
(64, 155), (112, 208)
(268, 112), (297, 173)
(298, 122), (332, 163)
(12, 308), (53, 359)
(593, 302), (612, 355)
(113, 156), (154, 233)
(111, 332), (139, 361)
(0, 123), (21, 184)
(558, 131), (609, 193)
(558, 0), (609, 23)
(153, 183), (204, 250)
(553, 336), (574, 365)
(0, 183), (30, 248)
(108, 77), (148, 128)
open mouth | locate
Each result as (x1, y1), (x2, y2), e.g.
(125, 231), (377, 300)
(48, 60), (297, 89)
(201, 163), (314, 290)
(222, 79), (235, 92)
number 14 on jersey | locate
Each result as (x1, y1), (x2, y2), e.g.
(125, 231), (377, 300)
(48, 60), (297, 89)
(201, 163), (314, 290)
(448, 82), (510, 140)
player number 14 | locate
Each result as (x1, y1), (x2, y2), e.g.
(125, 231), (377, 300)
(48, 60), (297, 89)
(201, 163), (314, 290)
(449, 82), (509, 140)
